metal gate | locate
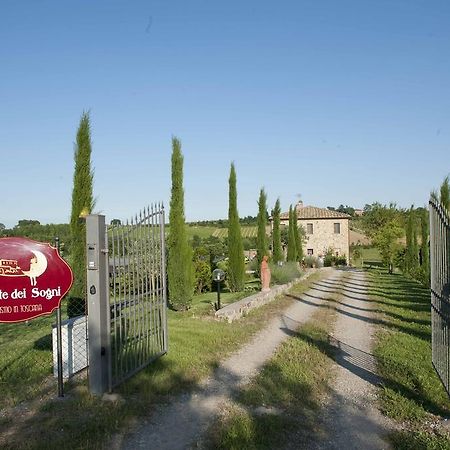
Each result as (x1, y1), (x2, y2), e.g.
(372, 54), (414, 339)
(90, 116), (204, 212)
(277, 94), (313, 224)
(430, 197), (450, 396)
(107, 204), (168, 389)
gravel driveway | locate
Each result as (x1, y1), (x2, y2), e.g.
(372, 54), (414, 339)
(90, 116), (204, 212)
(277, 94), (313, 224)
(115, 269), (392, 449)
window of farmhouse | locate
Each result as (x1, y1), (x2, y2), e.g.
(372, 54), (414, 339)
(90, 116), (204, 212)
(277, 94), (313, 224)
(307, 223), (313, 234)
(307, 249), (314, 255)
(334, 223), (341, 234)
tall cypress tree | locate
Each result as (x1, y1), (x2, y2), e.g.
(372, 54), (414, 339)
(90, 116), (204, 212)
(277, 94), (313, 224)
(420, 208), (430, 286)
(412, 212), (419, 271)
(405, 208), (413, 273)
(168, 137), (194, 311)
(405, 207), (419, 274)
(272, 198), (283, 263)
(227, 163), (245, 292)
(440, 176), (450, 213)
(256, 188), (269, 267)
(287, 205), (297, 262)
(293, 207), (303, 262)
(69, 111), (94, 315)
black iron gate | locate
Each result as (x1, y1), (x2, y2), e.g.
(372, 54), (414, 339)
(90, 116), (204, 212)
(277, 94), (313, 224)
(430, 197), (450, 395)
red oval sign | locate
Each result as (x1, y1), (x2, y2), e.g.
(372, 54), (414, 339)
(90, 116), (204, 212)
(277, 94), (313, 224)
(0, 237), (73, 323)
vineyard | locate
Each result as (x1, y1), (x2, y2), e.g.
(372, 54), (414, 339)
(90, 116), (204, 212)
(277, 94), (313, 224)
(184, 225), (272, 240)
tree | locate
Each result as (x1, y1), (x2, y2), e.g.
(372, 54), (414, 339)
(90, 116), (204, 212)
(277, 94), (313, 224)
(362, 203), (404, 273)
(405, 207), (419, 274)
(256, 188), (269, 267)
(361, 202), (400, 238)
(193, 247), (212, 294)
(420, 208), (430, 286)
(227, 163), (245, 292)
(294, 216), (303, 262)
(440, 176), (450, 212)
(17, 220), (41, 227)
(69, 111), (94, 315)
(167, 137), (194, 310)
(272, 198), (283, 263)
(287, 205), (297, 262)
(372, 220), (403, 274)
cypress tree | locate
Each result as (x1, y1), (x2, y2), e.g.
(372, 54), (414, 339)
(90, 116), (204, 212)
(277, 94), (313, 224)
(69, 111), (94, 316)
(272, 198), (283, 263)
(256, 188), (269, 267)
(412, 213), (419, 271)
(405, 208), (413, 273)
(293, 207), (303, 262)
(420, 208), (430, 286)
(168, 137), (194, 310)
(227, 163), (245, 292)
(287, 205), (297, 262)
(405, 207), (419, 274)
(440, 176), (450, 213)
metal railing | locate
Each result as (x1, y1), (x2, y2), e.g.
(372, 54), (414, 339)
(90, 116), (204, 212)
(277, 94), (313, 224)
(429, 198), (450, 396)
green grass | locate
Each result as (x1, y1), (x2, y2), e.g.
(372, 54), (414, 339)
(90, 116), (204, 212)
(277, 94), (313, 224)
(0, 315), (58, 408)
(186, 225), (218, 239)
(368, 269), (450, 448)
(188, 291), (250, 315)
(0, 272), (327, 449)
(204, 282), (338, 449)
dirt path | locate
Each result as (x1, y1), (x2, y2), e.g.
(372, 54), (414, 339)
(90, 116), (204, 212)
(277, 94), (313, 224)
(117, 269), (393, 449)
(116, 269), (340, 450)
(310, 269), (393, 450)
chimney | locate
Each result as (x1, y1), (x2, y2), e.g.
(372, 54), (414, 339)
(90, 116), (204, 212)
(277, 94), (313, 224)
(296, 200), (304, 211)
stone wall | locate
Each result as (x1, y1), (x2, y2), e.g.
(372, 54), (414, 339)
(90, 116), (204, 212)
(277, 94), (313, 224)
(215, 270), (316, 323)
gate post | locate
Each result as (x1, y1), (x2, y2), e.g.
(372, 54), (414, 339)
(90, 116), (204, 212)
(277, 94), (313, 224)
(86, 214), (111, 395)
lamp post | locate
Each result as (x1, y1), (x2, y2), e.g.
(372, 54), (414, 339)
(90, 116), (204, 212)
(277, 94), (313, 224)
(212, 268), (225, 311)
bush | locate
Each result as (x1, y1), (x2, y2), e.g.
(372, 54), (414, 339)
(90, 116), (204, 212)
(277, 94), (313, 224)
(269, 262), (301, 285)
(335, 255), (347, 266)
(324, 254), (334, 267)
(304, 256), (317, 268)
(323, 248), (347, 267)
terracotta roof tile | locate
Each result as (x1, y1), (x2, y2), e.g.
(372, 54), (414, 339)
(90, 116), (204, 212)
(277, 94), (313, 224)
(279, 205), (351, 220)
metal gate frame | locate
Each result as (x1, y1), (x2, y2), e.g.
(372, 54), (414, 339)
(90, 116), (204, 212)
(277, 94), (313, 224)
(430, 197), (450, 396)
(86, 204), (167, 395)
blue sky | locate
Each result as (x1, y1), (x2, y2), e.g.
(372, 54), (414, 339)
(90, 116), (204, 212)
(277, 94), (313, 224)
(1, 0), (449, 228)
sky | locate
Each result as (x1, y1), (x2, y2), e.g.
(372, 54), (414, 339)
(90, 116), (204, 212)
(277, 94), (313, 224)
(1, 0), (449, 228)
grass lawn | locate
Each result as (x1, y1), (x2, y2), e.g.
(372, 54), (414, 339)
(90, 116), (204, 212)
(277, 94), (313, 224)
(203, 278), (339, 449)
(0, 272), (327, 449)
(351, 246), (382, 268)
(367, 268), (450, 449)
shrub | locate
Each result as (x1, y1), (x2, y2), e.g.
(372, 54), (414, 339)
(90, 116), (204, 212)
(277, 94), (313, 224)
(324, 254), (334, 267)
(269, 262), (301, 285)
(304, 256), (317, 268)
(335, 255), (347, 266)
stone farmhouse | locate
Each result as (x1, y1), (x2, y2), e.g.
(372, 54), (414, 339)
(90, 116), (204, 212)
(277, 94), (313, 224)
(279, 201), (351, 259)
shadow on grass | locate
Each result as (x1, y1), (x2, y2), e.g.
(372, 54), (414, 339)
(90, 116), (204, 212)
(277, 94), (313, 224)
(279, 320), (450, 419)
(286, 292), (430, 342)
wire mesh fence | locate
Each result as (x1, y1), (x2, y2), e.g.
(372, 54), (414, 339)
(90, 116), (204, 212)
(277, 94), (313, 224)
(0, 296), (87, 410)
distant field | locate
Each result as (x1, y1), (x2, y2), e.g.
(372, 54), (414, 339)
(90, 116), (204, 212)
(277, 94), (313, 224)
(183, 225), (270, 240)
(212, 226), (257, 238)
(185, 226), (218, 239)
